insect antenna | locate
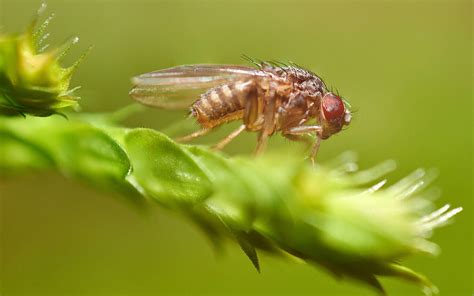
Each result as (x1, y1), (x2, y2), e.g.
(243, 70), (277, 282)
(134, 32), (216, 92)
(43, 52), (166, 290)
(346, 105), (358, 126)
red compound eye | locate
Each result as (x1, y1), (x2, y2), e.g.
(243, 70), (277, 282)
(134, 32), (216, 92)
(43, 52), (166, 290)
(322, 93), (345, 122)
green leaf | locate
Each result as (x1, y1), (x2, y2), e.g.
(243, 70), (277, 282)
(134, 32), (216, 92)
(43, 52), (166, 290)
(123, 129), (213, 207)
(235, 233), (260, 272)
(52, 124), (132, 187)
(0, 130), (54, 172)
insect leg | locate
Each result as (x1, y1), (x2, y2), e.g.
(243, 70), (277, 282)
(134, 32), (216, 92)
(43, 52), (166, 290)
(243, 83), (261, 129)
(283, 134), (313, 146)
(176, 128), (211, 142)
(255, 131), (269, 156)
(213, 124), (246, 150)
(309, 136), (322, 166)
(254, 88), (278, 156)
(284, 125), (323, 165)
(284, 125), (322, 135)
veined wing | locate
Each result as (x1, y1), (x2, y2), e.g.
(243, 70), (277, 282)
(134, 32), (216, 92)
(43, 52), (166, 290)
(130, 64), (265, 109)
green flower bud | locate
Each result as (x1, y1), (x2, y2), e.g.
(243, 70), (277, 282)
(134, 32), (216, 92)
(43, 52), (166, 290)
(0, 3), (88, 117)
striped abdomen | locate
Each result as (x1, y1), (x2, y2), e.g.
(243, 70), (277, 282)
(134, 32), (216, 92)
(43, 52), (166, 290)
(191, 80), (256, 128)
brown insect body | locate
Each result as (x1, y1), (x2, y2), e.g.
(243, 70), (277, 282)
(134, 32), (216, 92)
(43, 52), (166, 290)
(192, 65), (327, 134)
(130, 62), (351, 161)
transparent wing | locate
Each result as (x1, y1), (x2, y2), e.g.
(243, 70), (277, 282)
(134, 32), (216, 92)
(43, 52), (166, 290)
(129, 64), (264, 109)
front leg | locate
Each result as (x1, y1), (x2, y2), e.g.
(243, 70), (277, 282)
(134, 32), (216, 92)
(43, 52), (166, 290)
(284, 125), (322, 135)
(283, 125), (323, 165)
(283, 133), (313, 146)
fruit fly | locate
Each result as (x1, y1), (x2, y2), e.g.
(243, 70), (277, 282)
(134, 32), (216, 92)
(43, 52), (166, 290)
(129, 59), (352, 163)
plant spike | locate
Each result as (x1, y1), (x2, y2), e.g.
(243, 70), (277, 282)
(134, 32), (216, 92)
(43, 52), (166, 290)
(0, 113), (463, 295)
(0, 5), (87, 116)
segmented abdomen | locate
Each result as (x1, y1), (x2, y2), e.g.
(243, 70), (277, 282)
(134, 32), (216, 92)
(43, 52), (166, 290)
(191, 80), (255, 128)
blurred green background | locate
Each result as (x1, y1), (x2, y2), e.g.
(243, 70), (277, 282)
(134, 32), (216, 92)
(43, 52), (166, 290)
(1, 0), (472, 295)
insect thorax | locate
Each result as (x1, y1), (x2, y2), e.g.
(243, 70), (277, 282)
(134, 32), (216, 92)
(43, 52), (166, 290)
(262, 65), (326, 95)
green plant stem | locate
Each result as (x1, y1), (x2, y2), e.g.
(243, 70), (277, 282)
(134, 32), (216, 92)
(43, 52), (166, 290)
(0, 113), (462, 295)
